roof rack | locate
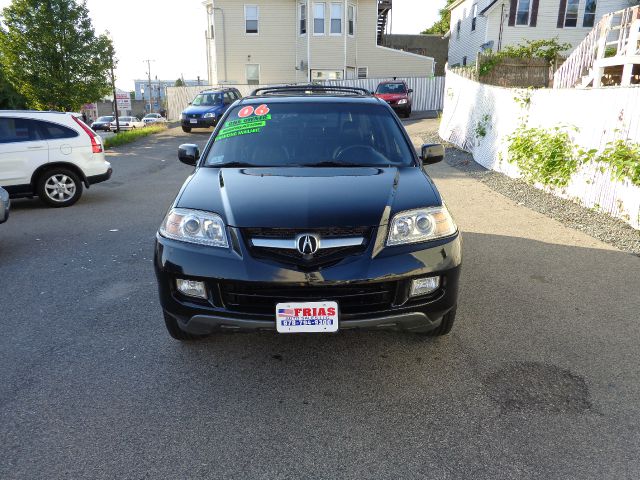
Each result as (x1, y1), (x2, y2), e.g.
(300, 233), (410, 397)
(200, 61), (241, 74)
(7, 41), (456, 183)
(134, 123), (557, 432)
(250, 85), (372, 97)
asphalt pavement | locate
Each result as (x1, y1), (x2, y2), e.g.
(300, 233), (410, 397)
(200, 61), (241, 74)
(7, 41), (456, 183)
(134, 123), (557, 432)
(1, 123), (639, 479)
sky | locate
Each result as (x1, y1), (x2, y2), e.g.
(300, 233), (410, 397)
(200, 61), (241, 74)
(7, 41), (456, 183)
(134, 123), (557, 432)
(0, 0), (444, 91)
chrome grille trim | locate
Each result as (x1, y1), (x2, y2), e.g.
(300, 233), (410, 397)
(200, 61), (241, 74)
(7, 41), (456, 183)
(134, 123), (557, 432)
(251, 237), (365, 250)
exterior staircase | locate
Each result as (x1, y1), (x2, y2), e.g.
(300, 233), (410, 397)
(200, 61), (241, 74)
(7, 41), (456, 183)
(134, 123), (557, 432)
(377, 0), (392, 45)
(554, 6), (640, 88)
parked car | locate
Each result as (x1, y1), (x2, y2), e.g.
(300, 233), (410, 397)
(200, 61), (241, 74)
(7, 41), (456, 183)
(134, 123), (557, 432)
(109, 116), (144, 131)
(0, 111), (112, 207)
(155, 85), (461, 341)
(374, 81), (413, 118)
(0, 186), (9, 223)
(181, 88), (242, 133)
(143, 113), (167, 126)
(91, 116), (115, 131)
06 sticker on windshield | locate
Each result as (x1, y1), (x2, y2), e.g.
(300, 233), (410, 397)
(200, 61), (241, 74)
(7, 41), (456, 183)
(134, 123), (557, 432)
(215, 104), (272, 141)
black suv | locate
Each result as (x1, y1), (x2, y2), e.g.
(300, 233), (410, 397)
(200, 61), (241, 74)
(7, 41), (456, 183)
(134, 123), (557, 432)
(155, 85), (462, 340)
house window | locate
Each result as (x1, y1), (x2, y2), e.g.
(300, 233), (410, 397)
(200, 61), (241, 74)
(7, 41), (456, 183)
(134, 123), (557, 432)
(246, 64), (260, 85)
(245, 5), (259, 34)
(583, 0), (597, 27)
(516, 0), (531, 26)
(300, 4), (307, 35)
(564, 0), (579, 27)
(331, 3), (343, 34)
(357, 67), (368, 79)
(311, 70), (344, 81)
(314, 3), (325, 34)
(456, 19), (461, 39)
(472, 4), (478, 31)
(348, 5), (355, 35)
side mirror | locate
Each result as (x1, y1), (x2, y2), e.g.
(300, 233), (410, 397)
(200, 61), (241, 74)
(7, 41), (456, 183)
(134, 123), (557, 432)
(178, 144), (200, 166)
(0, 187), (9, 224)
(408, 89), (414, 93)
(420, 144), (445, 165)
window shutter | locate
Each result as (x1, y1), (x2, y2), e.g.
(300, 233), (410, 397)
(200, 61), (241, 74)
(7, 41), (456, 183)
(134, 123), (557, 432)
(508, 0), (517, 27)
(557, 0), (567, 28)
(530, 0), (540, 26)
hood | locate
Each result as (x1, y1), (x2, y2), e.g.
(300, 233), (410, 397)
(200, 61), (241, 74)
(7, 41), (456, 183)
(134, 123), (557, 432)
(375, 93), (408, 101)
(183, 104), (223, 115)
(176, 167), (441, 228)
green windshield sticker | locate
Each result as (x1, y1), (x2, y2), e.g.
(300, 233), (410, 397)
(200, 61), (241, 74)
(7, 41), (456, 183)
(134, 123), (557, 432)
(215, 114), (272, 141)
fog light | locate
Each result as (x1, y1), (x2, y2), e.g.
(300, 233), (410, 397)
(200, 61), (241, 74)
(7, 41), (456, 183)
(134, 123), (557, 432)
(410, 277), (440, 297)
(176, 279), (207, 299)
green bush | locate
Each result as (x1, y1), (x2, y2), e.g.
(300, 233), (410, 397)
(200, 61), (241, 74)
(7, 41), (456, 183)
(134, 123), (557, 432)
(506, 126), (580, 187)
(103, 125), (167, 149)
(593, 140), (640, 186)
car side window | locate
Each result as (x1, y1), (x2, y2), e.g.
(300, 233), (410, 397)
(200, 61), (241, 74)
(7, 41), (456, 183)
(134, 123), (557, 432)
(0, 118), (43, 144)
(37, 121), (79, 140)
(223, 92), (233, 105)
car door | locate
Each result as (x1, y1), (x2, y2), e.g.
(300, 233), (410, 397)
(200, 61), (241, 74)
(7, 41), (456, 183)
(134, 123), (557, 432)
(0, 117), (49, 187)
(36, 119), (81, 165)
(222, 92), (234, 113)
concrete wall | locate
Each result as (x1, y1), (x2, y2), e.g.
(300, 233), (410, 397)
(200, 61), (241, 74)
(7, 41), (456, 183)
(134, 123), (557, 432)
(382, 34), (449, 76)
(439, 69), (640, 229)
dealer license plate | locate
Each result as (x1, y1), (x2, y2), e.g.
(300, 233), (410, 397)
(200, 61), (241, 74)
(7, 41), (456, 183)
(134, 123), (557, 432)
(276, 301), (339, 334)
(190, 119), (198, 124)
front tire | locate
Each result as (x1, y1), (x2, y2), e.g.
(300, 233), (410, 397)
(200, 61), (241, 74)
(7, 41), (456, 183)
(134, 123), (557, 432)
(182, 126), (192, 133)
(37, 168), (83, 208)
(403, 108), (412, 119)
(163, 312), (206, 341)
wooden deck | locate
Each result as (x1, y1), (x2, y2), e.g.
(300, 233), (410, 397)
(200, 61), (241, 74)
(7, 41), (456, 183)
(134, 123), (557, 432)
(553, 6), (640, 88)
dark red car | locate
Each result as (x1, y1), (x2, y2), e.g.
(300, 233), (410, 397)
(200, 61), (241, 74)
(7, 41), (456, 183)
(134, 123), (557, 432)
(374, 81), (413, 118)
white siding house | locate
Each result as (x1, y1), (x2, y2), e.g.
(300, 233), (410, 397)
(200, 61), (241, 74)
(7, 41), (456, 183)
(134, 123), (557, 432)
(447, 0), (631, 66)
(203, 0), (434, 85)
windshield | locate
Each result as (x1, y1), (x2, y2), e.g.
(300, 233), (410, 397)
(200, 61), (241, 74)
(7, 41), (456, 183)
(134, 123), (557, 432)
(97, 116), (113, 122)
(376, 83), (407, 94)
(192, 93), (222, 107)
(144, 114), (159, 118)
(204, 102), (414, 168)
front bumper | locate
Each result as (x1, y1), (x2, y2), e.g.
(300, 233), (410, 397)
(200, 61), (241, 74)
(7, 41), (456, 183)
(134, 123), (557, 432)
(155, 229), (462, 334)
(182, 117), (217, 128)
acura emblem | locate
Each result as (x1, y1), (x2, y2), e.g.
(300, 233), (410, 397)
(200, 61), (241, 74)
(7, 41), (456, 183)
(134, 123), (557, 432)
(296, 234), (320, 255)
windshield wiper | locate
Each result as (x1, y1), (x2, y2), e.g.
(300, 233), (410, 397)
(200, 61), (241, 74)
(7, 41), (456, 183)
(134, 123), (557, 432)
(212, 162), (259, 168)
(302, 161), (367, 168)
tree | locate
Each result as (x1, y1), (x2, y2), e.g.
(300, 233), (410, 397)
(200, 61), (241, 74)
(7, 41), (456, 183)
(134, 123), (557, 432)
(0, 0), (115, 111)
(422, 0), (456, 35)
(0, 64), (25, 109)
(174, 78), (185, 87)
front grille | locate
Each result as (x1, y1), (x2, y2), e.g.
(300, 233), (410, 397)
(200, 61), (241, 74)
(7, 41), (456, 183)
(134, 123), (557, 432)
(243, 227), (372, 269)
(244, 226), (369, 238)
(188, 113), (202, 119)
(219, 281), (397, 316)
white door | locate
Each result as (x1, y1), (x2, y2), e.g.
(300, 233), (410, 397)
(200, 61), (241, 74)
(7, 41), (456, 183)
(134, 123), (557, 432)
(0, 117), (49, 187)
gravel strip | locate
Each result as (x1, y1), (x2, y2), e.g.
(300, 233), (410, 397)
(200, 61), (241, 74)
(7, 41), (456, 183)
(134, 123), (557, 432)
(414, 127), (640, 256)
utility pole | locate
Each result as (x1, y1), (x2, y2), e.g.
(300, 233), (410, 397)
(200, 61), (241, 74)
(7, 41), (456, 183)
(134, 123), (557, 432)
(110, 57), (120, 133)
(143, 59), (155, 113)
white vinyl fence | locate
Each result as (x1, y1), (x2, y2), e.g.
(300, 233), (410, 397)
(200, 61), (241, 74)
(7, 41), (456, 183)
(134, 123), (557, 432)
(439, 69), (640, 230)
(166, 77), (445, 121)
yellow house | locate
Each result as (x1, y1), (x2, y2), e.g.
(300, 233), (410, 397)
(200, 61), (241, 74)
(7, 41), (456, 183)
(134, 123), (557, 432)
(203, 0), (435, 84)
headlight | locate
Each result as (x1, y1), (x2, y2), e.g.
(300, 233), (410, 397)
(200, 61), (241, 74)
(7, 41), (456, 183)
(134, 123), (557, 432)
(387, 206), (457, 246)
(203, 113), (216, 118)
(181, 113), (187, 120)
(398, 99), (408, 105)
(159, 208), (228, 248)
